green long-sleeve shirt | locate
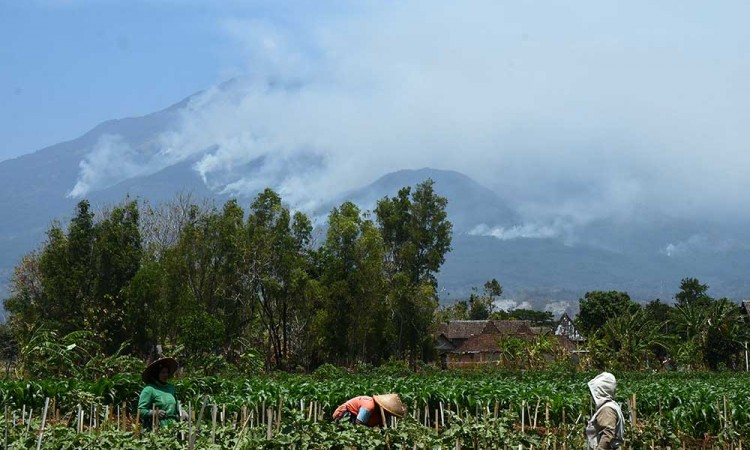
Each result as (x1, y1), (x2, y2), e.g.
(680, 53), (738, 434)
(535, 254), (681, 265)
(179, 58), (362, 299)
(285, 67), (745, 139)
(138, 382), (179, 428)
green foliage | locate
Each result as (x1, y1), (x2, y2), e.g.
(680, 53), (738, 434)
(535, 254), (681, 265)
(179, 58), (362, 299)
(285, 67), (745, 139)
(576, 290), (640, 338)
(177, 310), (224, 360)
(3, 371), (750, 447)
(675, 277), (711, 308)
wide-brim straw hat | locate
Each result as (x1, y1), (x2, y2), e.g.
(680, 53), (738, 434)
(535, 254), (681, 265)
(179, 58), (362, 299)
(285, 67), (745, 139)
(373, 394), (407, 418)
(142, 357), (178, 383)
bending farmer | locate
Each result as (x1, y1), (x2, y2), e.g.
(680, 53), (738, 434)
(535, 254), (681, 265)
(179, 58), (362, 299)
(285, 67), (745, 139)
(586, 371), (625, 450)
(332, 394), (406, 427)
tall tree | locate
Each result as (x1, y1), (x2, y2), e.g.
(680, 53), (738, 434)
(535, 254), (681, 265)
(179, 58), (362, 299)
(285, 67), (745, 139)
(318, 202), (387, 364)
(245, 189), (313, 369)
(375, 179), (452, 365)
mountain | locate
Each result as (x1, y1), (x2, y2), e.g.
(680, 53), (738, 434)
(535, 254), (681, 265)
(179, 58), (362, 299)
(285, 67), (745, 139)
(1, 85), (749, 316)
(320, 168), (520, 233)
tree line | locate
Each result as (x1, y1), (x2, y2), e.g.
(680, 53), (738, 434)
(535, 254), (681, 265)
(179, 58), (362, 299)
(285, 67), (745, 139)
(3, 179), (452, 373)
(575, 279), (749, 371)
(3, 178), (748, 376)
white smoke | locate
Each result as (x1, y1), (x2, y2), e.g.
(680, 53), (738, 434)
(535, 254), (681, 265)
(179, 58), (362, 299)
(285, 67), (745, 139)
(662, 234), (749, 257)
(469, 223), (563, 241)
(494, 299), (533, 312)
(68, 0), (750, 224)
(544, 301), (573, 318)
(68, 135), (146, 197)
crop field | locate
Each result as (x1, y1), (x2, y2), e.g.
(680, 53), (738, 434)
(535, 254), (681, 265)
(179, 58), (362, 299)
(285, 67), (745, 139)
(1, 371), (748, 449)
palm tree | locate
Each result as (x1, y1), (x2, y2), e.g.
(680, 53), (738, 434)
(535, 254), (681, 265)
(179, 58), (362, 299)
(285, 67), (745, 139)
(597, 310), (669, 370)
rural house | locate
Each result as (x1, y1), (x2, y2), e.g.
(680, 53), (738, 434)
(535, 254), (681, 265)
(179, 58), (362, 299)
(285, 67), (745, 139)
(435, 320), (536, 368)
(436, 316), (585, 368)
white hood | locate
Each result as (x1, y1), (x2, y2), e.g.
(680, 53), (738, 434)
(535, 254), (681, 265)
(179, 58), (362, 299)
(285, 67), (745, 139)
(588, 372), (617, 409)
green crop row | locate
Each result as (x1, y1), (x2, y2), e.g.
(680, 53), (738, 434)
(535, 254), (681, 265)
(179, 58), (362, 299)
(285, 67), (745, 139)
(2, 371), (749, 442)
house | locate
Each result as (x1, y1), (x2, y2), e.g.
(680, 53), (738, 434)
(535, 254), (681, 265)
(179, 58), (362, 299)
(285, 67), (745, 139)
(435, 320), (535, 368)
(740, 300), (750, 323)
(436, 315), (585, 368)
(554, 312), (585, 349)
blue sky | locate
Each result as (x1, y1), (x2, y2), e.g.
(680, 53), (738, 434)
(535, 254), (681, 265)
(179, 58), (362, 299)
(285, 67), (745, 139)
(2, 0), (750, 224)
(0, 0), (342, 161)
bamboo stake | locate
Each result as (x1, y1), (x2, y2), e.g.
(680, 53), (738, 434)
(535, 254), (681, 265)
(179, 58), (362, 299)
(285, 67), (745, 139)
(133, 408), (139, 437)
(211, 403), (217, 444)
(277, 396), (283, 433)
(232, 411), (253, 450)
(26, 408), (33, 433)
(187, 402), (193, 450)
(494, 400), (499, 418)
(222, 404), (226, 427)
(35, 398), (50, 450)
(434, 408), (439, 431)
(5, 405), (10, 450)
(266, 408), (272, 439)
(533, 399), (540, 429)
(545, 400), (549, 427)
(521, 400), (525, 435)
(440, 402), (445, 426)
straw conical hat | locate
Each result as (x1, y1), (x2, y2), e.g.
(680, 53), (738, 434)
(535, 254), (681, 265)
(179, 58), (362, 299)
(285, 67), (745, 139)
(142, 357), (178, 383)
(373, 394), (406, 417)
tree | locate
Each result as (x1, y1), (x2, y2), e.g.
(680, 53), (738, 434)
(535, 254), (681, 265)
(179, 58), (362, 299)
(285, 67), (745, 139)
(576, 291), (640, 338)
(675, 277), (711, 308)
(245, 189), (313, 369)
(375, 179), (453, 365)
(589, 309), (668, 371)
(317, 202), (388, 365)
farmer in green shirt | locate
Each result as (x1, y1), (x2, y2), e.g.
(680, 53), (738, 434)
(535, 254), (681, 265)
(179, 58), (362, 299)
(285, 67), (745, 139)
(138, 357), (182, 429)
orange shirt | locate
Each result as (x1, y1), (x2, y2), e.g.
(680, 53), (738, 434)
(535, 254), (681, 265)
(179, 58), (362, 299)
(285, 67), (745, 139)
(332, 396), (383, 427)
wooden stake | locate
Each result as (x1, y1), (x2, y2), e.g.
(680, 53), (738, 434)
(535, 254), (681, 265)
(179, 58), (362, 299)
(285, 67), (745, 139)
(211, 403), (217, 444)
(277, 397), (283, 433)
(35, 398), (50, 450)
(5, 405), (10, 450)
(266, 408), (272, 439)
(187, 402), (193, 450)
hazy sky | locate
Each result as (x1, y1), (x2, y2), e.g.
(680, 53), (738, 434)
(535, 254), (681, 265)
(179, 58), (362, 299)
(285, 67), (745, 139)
(3, 0), (750, 224)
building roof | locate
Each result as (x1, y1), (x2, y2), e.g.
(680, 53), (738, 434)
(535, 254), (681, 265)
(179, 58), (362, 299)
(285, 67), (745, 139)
(741, 300), (750, 317)
(437, 320), (493, 340)
(436, 320), (535, 354)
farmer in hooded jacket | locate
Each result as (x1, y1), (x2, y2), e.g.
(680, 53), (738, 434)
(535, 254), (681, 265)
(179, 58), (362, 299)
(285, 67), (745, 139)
(586, 372), (625, 449)
(332, 393), (406, 427)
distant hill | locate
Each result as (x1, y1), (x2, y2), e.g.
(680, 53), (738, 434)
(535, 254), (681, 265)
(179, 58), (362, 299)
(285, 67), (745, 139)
(2, 85), (749, 316)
